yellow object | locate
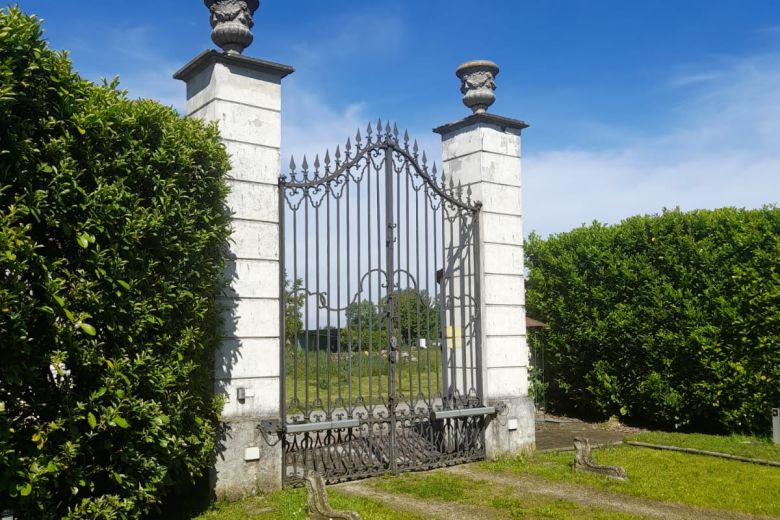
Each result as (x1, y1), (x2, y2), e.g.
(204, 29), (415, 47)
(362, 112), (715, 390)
(445, 326), (462, 349)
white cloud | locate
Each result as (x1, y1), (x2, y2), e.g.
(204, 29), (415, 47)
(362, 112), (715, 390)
(524, 52), (780, 237)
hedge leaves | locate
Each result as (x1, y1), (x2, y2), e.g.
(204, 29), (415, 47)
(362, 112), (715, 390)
(526, 207), (779, 434)
(0, 8), (230, 518)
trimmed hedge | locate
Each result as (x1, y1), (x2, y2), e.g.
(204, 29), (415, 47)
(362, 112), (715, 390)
(0, 8), (230, 518)
(526, 207), (779, 434)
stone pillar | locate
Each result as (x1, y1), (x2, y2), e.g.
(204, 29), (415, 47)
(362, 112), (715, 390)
(434, 60), (535, 458)
(174, 49), (293, 498)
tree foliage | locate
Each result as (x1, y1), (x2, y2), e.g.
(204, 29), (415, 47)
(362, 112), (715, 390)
(0, 8), (230, 517)
(526, 207), (779, 434)
(284, 277), (304, 346)
(340, 289), (440, 351)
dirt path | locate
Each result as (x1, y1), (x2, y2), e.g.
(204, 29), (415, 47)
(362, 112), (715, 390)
(535, 416), (635, 451)
(335, 479), (497, 520)
(447, 464), (775, 520)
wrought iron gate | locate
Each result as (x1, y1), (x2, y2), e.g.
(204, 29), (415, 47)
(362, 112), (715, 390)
(277, 121), (492, 485)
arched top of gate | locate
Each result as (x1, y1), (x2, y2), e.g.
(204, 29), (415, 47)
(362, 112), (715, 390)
(280, 119), (481, 213)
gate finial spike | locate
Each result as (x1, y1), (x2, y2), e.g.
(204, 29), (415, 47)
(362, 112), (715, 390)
(403, 129), (410, 148)
(301, 155), (309, 172)
(432, 162), (437, 176)
(335, 144), (341, 162)
(393, 123), (399, 141)
(422, 150), (428, 167)
(345, 137), (352, 155)
(412, 139), (419, 156)
(376, 118), (383, 136)
(355, 128), (362, 148)
(366, 121), (373, 137)
(289, 156), (296, 173)
(324, 150), (331, 167)
(314, 154), (320, 172)
(466, 184), (473, 203)
(385, 121), (392, 140)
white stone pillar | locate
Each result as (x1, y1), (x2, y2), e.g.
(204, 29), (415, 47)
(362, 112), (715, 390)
(174, 50), (293, 498)
(434, 61), (535, 457)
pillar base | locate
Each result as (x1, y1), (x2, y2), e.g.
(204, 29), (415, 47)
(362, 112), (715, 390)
(485, 396), (535, 459)
(212, 417), (282, 501)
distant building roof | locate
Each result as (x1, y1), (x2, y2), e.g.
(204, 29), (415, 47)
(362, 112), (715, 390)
(526, 316), (547, 328)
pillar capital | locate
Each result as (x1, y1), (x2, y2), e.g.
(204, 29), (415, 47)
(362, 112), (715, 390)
(433, 112), (528, 138)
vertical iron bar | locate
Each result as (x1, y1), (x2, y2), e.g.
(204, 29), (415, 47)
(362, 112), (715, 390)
(376, 149), (384, 404)
(433, 194), (442, 401)
(356, 166), (363, 411)
(424, 186), (432, 406)
(415, 178), (422, 404)
(465, 212), (475, 400)
(396, 157), (402, 399)
(279, 179), (287, 425)
(292, 209), (298, 410)
(405, 166), (412, 406)
(472, 210), (485, 401)
(385, 143), (397, 474)
(366, 162), (373, 411)
(448, 209), (458, 405)
(315, 200), (321, 409)
(439, 200), (449, 407)
(326, 186), (332, 417)
(459, 210), (468, 405)
(345, 176), (352, 414)
(304, 189), (310, 417)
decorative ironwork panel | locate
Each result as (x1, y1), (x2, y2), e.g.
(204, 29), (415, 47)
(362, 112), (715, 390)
(279, 121), (485, 485)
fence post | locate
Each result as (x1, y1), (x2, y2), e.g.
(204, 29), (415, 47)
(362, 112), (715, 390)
(174, 1), (293, 499)
(434, 60), (535, 457)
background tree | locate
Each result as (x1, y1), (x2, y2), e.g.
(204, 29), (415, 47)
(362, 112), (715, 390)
(284, 276), (304, 347)
(382, 289), (440, 346)
(345, 300), (378, 330)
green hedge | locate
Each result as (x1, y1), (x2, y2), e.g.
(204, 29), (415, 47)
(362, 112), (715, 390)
(526, 207), (779, 434)
(0, 8), (230, 518)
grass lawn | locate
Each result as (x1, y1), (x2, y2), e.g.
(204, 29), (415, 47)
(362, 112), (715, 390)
(627, 430), (780, 462)
(194, 487), (425, 520)
(482, 443), (780, 517)
(284, 348), (446, 412)
(373, 470), (644, 519)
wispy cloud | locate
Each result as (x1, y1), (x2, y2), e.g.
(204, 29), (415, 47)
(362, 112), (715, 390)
(60, 24), (184, 110)
(525, 52), (780, 237)
(668, 71), (721, 87)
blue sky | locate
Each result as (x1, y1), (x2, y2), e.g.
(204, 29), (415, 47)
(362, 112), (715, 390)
(16, 1), (780, 236)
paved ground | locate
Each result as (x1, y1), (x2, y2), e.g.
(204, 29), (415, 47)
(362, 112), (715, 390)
(534, 415), (639, 451)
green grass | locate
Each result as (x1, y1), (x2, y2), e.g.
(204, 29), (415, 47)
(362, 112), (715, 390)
(482, 445), (780, 516)
(373, 471), (645, 519)
(627, 430), (780, 462)
(193, 487), (425, 520)
(284, 348), (445, 411)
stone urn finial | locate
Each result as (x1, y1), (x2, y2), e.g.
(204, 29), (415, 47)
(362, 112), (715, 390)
(456, 60), (499, 114)
(204, 0), (260, 55)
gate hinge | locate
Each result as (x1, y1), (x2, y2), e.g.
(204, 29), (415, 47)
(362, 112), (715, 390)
(258, 419), (285, 446)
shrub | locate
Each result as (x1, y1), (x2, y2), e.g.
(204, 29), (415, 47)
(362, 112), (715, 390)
(526, 207), (779, 434)
(0, 7), (230, 518)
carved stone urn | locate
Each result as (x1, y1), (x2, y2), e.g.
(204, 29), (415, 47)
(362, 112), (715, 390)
(204, 0), (260, 54)
(456, 60), (499, 114)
